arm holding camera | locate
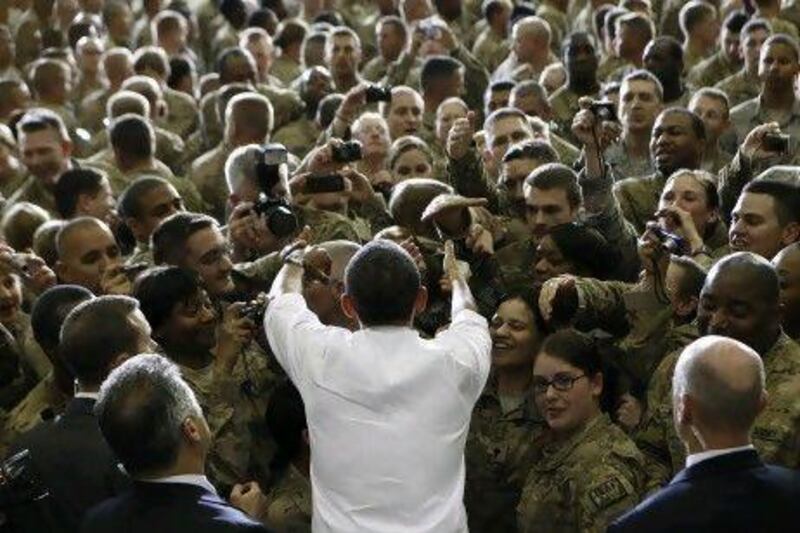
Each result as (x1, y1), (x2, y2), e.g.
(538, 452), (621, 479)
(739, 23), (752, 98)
(329, 84), (368, 139)
(572, 98), (640, 281)
(445, 112), (500, 212)
(718, 122), (783, 222)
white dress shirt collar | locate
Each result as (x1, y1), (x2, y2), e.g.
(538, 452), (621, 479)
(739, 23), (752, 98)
(142, 474), (218, 495)
(73, 391), (100, 400)
(685, 444), (755, 469)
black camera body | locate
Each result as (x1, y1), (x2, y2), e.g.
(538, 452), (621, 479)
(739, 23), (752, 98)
(331, 140), (363, 163)
(589, 100), (618, 122)
(0, 449), (48, 509)
(254, 143), (298, 239)
(763, 133), (790, 154)
(651, 226), (687, 254)
(365, 85), (392, 104)
(240, 293), (269, 323)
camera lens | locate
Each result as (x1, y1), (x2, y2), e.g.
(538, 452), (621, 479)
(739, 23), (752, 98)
(267, 205), (298, 238)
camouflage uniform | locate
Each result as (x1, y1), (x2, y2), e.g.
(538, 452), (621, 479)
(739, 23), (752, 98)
(465, 380), (547, 533)
(597, 56), (627, 82)
(635, 332), (800, 491)
(159, 86), (200, 138)
(126, 242), (154, 266)
(682, 47), (710, 74)
(5, 175), (59, 217)
(384, 46), (490, 121)
(361, 56), (390, 83)
(263, 465), (312, 533)
(765, 16), (800, 40)
(272, 117), (320, 160)
(701, 146), (733, 176)
(87, 126), (188, 176)
(686, 51), (739, 89)
(0, 372), (69, 457)
(715, 70), (761, 109)
(536, 2), (569, 55)
(78, 88), (112, 133)
(603, 141), (655, 183)
(0, 165), (28, 202)
(568, 276), (698, 384)
(178, 341), (279, 492)
(516, 413), (647, 533)
(548, 86), (598, 147)
(189, 142), (232, 222)
(551, 133), (581, 166)
(730, 96), (800, 149)
(271, 55), (303, 87)
(613, 171), (666, 235)
(472, 28), (511, 74)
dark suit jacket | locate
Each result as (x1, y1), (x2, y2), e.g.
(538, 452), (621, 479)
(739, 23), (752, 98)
(81, 481), (270, 533)
(6, 397), (129, 533)
(608, 449), (800, 532)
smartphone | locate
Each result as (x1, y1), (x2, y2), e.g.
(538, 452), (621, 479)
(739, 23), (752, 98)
(304, 174), (346, 194)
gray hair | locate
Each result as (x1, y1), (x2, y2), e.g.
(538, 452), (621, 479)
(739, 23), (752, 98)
(225, 144), (262, 194)
(96, 353), (203, 477)
(673, 335), (765, 434)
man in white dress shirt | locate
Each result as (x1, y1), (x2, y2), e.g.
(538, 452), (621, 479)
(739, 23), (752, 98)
(265, 239), (492, 532)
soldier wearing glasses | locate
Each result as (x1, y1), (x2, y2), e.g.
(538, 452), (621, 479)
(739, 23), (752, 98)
(516, 329), (647, 533)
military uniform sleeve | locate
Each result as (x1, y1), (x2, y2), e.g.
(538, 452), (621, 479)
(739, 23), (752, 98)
(633, 351), (679, 493)
(572, 277), (633, 331)
(579, 167), (642, 281)
(447, 149), (500, 212)
(717, 150), (753, 223)
(575, 464), (642, 533)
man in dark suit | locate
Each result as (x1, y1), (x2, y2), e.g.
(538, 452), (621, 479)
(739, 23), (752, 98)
(81, 353), (271, 533)
(6, 294), (156, 533)
(609, 335), (800, 532)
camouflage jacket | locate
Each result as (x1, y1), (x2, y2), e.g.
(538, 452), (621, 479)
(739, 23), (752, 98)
(635, 332), (800, 492)
(517, 414), (647, 533)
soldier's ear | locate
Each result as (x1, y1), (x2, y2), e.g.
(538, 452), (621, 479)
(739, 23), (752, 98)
(780, 222), (800, 247)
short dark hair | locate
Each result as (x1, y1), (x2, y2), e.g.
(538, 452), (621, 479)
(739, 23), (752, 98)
(133, 266), (201, 331)
(16, 108), (69, 143)
(133, 46), (171, 78)
(661, 107), (706, 141)
(503, 139), (559, 164)
(547, 223), (616, 279)
(680, 1), (716, 36)
(96, 353), (203, 477)
(265, 379), (307, 473)
(603, 7), (629, 41)
(420, 56), (463, 93)
(670, 255), (707, 301)
(118, 176), (172, 220)
(54, 168), (106, 219)
(110, 114), (154, 160)
(489, 80), (516, 94)
(216, 47), (254, 84)
(167, 56), (194, 91)
(743, 179), (800, 227)
(60, 296), (144, 388)
(692, 87), (730, 115)
(152, 212), (217, 265)
(723, 10), (749, 34)
(30, 285), (93, 354)
(539, 328), (617, 412)
(525, 163), (583, 208)
(344, 240), (420, 326)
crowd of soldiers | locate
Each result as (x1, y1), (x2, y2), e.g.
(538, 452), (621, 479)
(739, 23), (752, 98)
(1, 0), (800, 531)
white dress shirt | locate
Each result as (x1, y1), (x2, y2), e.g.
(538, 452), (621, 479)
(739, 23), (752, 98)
(143, 474), (218, 495)
(266, 294), (492, 533)
(685, 444), (756, 469)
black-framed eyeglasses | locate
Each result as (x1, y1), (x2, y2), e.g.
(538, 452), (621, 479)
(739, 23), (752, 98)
(532, 373), (587, 395)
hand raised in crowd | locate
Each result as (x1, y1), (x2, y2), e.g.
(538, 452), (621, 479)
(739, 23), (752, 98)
(465, 223), (494, 256)
(0, 244), (56, 294)
(741, 121), (784, 162)
(100, 264), (133, 296)
(215, 302), (256, 373)
(229, 481), (268, 521)
(341, 167), (376, 205)
(654, 204), (705, 255)
(538, 275), (578, 324)
(228, 202), (277, 259)
(572, 96), (621, 151)
(446, 110), (477, 161)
